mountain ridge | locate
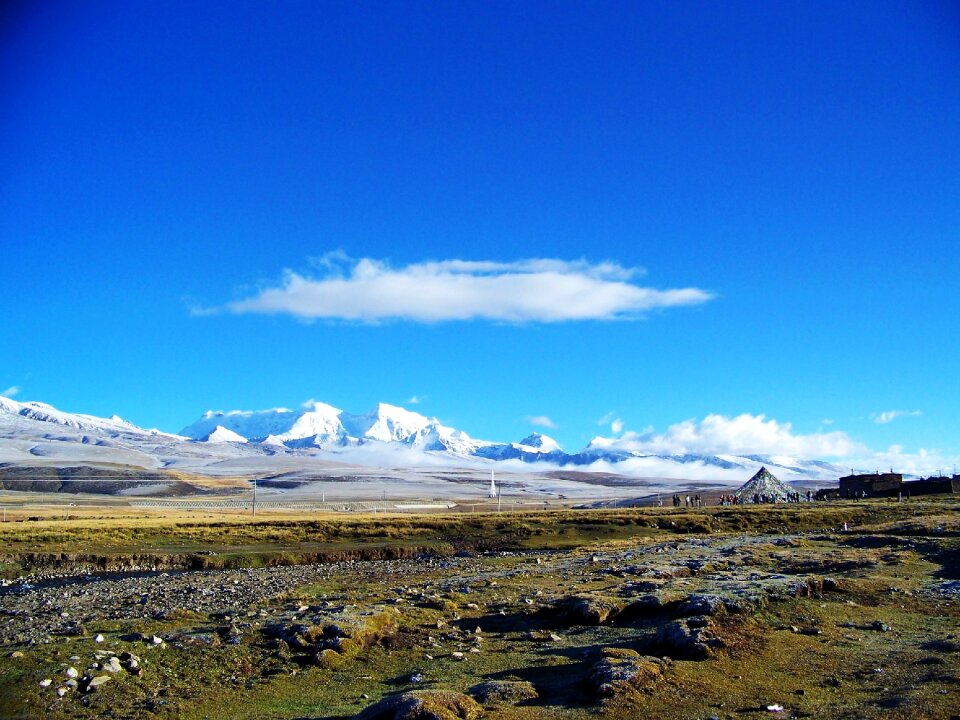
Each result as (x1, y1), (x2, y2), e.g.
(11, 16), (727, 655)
(0, 395), (849, 483)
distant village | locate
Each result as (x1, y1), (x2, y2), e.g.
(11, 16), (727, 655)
(723, 466), (959, 505)
(816, 470), (960, 500)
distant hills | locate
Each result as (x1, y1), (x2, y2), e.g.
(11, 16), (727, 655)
(0, 395), (846, 483)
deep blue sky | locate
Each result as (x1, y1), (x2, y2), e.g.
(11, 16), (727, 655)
(2, 1), (958, 469)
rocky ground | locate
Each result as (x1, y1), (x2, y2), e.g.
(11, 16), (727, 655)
(1, 507), (958, 719)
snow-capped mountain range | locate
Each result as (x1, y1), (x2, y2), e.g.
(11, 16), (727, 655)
(183, 402), (481, 456)
(0, 395), (847, 483)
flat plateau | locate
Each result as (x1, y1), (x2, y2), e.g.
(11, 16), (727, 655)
(1, 498), (957, 719)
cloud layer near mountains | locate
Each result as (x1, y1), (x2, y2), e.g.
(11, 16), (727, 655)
(593, 413), (862, 458)
(211, 256), (713, 322)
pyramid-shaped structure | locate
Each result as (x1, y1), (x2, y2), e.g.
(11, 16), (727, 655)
(734, 466), (792, 502)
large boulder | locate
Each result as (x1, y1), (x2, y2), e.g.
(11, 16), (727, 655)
(675, 593), (727, 617)
(592, 652), (666, 698)
(354, 691), (483, 720)
(552, 595), (622, 625)
(656, 616), (725, 660)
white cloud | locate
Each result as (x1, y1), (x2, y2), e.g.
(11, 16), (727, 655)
(210, 255), (713, 323)
(848, 445), (959, 478)
(406, 395), (426, 405)
(1, 386), (20, 398)
(610, 418), (624, 434)
(591, 413), (862, 458)
(871, 410), (922, 424)
(527, 415), (557, 429)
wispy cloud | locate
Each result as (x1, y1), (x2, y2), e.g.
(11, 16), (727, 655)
(595, 412), (624, 435)
(871, 410), (922, 424)
(406, 395), (426, 405)
(591, 413), (862, 458)
(205, 254), (713, 323)
(527, 415), (557, 429)
(1, 386), (20, 398)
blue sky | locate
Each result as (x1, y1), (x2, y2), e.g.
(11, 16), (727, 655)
(2, 1), (958, 472)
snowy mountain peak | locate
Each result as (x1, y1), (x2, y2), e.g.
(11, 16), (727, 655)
(201, 425), (248, 444)
(346, 403), (434, 443)
(0, 396), (169, 438)
(301, 401), (342, 416)
(518, 432), (562, 453)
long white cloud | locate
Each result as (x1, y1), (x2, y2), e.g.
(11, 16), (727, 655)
(526, 415), (557, 429)
(212, 256), (713, 322)
(871, 409), (922, 424)
(590, 413), (862, 458)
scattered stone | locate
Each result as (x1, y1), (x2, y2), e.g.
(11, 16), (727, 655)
(62, 622), (86, 637)
(870, 621), (892, 632)
(39, 678), (52, 688)
(81, 675), (111, 693)
(102, 656), (122, 673)
(93, 634), (105, 643)
(66, 667), (78, 678)
(469, 680), (538, 705)
(56, 687), (68, 697)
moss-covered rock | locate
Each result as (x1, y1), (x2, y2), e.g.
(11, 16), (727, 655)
(592, 654), (665, 698)
(354, 690), (482, 720)
(552, 594), (622, 625)
(468, 679), (538, 705)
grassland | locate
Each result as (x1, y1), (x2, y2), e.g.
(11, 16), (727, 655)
(0, 497), (957, 720)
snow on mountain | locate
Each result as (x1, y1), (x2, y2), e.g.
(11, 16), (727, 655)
(200, 425), (248, 444)
(181, 407), (307, 442)
(518, 433), (562, 453)
(474, 433), (565, 462)
(181, 401), (484, 455)
(0, 395), (848, 484)
(342, 403), (429, 443)
(0, 395), (169, 438)
(283, 402), (347, 444)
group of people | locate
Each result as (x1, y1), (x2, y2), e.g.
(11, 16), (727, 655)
(665, 494), (703, 507)
(716, 490), (814, 505)
(657, 490), (818, 507)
